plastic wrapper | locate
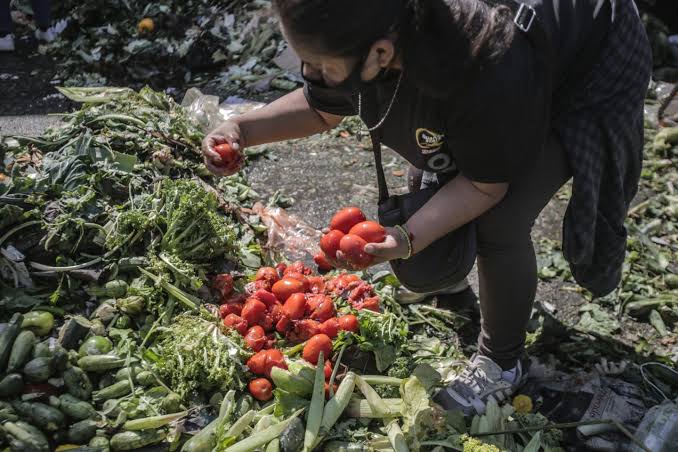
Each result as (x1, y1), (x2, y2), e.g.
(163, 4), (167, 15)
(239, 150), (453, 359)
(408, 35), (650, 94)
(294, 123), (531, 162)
(251, 202), (321, 263)
(181, 88), (265, 133)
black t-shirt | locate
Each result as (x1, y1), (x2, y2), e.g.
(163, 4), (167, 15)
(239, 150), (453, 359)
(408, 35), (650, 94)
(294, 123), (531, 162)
(304, 0), (612, 184)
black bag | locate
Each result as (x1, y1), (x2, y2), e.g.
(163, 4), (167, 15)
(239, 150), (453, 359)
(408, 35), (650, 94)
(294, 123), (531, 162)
(368, 123), (476, 293)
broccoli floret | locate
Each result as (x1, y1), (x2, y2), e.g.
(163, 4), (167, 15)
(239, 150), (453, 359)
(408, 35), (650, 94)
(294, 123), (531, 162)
(461, 435), (501, 452)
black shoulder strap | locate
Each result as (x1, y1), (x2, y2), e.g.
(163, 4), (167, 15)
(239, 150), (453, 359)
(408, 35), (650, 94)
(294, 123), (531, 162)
(367, 0), (554, 205)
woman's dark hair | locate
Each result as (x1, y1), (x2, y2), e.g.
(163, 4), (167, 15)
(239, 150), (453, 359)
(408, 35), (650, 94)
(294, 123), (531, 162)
(273, 0), (515, 98)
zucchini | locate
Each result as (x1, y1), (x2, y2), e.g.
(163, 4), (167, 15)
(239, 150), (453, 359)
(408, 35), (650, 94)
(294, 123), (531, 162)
(57, 315), (92, 349)
(21, 311), (54, 336)
(78, 354), (125, 372)
(68, 419), (99, 444)
(0, 313), (23, 372)
(0, 401), (18, 423)
(23, 356), (54, 382)
(7, 330), (35, 372)
(161, 392), (182, 413)
(79, 336), (113, 357)
(59, 394), (98, 420)
(88, 280), (129, 299)
(109, 429), (166, 450)
(92, 380), (132, 403)
(90, 319), (106, 336)
(115, 366), (141, 382)
(181, 419), (218, 452)
(102, 399), (122, 418)
(0, 373), (23, 397)
(3, 421), (50, 452)
(135, 370), (156, 387)
(63, 366), (94, 400)
(52, 344), (69, 371)
(17, 401), (65, 432)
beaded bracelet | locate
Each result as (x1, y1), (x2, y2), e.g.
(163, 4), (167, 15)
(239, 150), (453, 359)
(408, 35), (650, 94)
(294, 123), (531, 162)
(394, 224), (413, 260)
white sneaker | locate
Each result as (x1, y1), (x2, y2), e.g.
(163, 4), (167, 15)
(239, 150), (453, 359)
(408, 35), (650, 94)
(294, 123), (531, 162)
(433, 354), (526, 416)
(0, 34), (15, 52)
(35, 27), (57, 43)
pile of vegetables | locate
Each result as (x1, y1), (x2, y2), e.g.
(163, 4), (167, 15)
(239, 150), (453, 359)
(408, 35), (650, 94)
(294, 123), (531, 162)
(1, 87), (567, 451)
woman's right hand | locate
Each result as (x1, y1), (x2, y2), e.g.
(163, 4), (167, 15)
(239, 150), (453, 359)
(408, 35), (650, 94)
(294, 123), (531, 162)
(202, 120), (245, 176)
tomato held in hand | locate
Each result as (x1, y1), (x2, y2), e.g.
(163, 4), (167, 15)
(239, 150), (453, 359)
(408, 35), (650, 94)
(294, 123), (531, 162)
(282, 293), (307, 320)
(339, 234), (373, 269)
(337, 314), (359, 333)
(249, 378), (273, 401)
(330, 207), (367, 234)
(314, 252), (334, 272)
(319, 317), (339, 338)
(214, 143), (243, 171)
(320, 230), (345, 259)
(272, 278), (305, 302)
(348, 221), (386, 244)
(244, 325), (266, 352)
(241, 298), (268, 327)
(223, 314), (248, 335)
(303, 333), (333, 365)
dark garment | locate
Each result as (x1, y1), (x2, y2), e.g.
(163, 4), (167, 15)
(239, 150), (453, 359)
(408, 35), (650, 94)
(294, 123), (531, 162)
(554, 0), (652, 296)
(0, 0), (51, 35)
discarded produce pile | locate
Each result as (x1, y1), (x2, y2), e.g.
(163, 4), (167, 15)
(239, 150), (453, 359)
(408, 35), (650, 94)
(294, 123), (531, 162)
(34, 0), (292, 90)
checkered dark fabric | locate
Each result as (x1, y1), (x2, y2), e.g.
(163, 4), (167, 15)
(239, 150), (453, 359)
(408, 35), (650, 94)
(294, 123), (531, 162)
(553, 0), (652, 296)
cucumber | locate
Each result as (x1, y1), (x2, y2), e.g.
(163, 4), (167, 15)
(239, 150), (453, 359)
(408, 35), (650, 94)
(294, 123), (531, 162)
(68, 419), (99, 444)
(115, 366), (141, 382)
(7, 330), (35, 372)
(78, 354), (126, 372)
(93, 380), (132, 403)
(21, 311), (54, 336)
(63, 366), (94, 400)
(32, 340), (52, 358)
(89, 432), (110, 450)
(79, 336), (113, 357)
(3, 421), (50, 452)
(109, 429), (166, 451)
(0, 373), (23, 397)
(23, 356), (54, 382)
(59, 394), (98, 420)
(0, 313), (23, 372)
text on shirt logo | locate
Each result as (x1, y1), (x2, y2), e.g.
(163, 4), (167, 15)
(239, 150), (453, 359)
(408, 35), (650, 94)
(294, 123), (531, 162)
(415, 128), (445, 154)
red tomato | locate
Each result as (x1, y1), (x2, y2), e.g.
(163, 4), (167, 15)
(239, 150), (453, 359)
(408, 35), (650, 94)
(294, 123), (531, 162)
(247, 351), (268, 375)
(272, 278), (305, 302)
(284, 272), (310, 292)
(284, 261), (313, 276)
(245, 325), (266, 351)
(213, 273), (235, 298)
(309, 297), (336, 323)
(219, 301), (244, 319)
(276, 315), (291, 333)
(275, 262), (287, 276)
(303, 334), (333, 364)
(349, 282), (375, 303)
(287, 319), (320, 344)
(264, 349), (287, 377)
(241, 298), (268, 326)
(339, 234), (373, 269)
(249, 378), (273, 401)
(214, 143), (243, 171)
(253, 289), (278, 307)
(330, 207), (366, 234)
(324, 360), (333, 380)
(356, 296), (380, 312)
(283, 293), (307, 320)
(314, 252), (334, 272)
(337, 314), (359, 333)
(349, 221), (386, 244)
(327, 273), (361, 293)
(223, 314), (248, 335)
(320, 230), (345, 259)
(324, 382), (338, 400)
(264, 303), (284, 332)
(256, 267), (280, 284)
(306, 276), (326, 294)
(319, 317), (339, 338)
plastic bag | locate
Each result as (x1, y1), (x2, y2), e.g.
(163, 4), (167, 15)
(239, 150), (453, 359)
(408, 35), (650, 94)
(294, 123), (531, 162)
(251, 202), (321, 263)
(181, 88), (265, 133)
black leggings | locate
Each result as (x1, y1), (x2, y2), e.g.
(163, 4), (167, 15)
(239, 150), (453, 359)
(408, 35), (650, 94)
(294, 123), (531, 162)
(409, 133), (571, 369)
(0, 0), (51, 35)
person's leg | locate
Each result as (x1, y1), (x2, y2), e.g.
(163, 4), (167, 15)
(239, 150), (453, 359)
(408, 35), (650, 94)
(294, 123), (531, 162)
(475, 133), (571, 370)
(0, 0), (13, 36)
(30, 0), (50, 30)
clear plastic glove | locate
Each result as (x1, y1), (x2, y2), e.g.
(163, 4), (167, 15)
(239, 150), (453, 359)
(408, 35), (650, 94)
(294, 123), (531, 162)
(201, 120), (245, 177)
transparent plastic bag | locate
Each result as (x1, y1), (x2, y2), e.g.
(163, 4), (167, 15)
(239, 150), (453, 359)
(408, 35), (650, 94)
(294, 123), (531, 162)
(181, 88), (265, 133)
(251, 202), (321, 263)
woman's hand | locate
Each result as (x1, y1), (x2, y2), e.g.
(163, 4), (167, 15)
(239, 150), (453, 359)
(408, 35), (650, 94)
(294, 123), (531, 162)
(327, 227), (409, 270)
(202, 120), (245, 176)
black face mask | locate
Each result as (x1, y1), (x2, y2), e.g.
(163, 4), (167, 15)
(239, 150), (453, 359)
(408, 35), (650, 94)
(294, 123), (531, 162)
(301, 53), (392, 98)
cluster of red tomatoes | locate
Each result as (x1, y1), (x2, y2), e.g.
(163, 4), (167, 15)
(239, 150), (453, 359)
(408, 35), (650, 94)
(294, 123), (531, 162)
(212, 261), (380, 401)
(315, 207), (386, 271)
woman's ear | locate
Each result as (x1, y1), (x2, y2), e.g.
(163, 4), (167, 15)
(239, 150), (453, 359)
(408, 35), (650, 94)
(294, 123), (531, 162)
(361, 38), (396, 80)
